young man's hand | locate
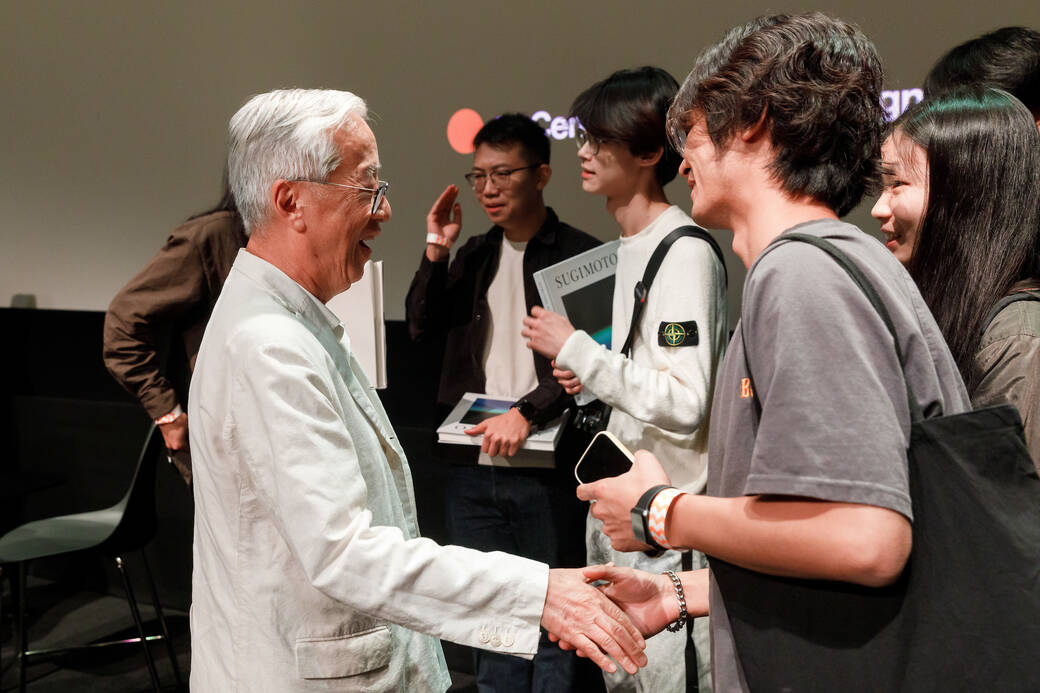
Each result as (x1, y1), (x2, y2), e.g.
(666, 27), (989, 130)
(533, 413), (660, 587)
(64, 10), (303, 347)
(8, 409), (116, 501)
(551, 360), (584, 395)
(464, 408), (530, 457)
(425, 184), (462, 262)
(522, 306), (576, 359)
(577, 450), (671, 551)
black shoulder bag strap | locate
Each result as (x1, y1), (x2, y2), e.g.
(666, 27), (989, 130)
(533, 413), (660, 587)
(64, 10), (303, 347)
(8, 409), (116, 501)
(619, 225), (727, 356)
(575, 226), (725, 453)
(982, 289), (1040, 333)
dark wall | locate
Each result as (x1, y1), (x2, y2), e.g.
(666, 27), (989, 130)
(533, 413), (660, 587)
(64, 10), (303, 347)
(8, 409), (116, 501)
(1, 308), (445, 611)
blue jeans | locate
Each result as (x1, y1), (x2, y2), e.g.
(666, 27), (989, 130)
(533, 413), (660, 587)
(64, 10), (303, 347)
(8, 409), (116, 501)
(445, 464), (585, 693)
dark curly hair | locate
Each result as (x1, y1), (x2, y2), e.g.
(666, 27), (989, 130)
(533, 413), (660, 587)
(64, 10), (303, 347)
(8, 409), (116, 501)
(924, 26), (1040, 118)
(570, 66), (682, 186)
(667, 12), (885, 217)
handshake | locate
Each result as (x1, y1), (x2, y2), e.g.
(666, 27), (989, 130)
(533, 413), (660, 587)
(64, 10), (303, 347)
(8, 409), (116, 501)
(541, 564), (707, 675)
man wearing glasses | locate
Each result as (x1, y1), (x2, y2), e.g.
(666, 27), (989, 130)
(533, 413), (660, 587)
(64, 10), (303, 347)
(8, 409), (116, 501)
(189, 91), (646, 692)
(523, 67), (728, 693)
(406, 113), (601, 691)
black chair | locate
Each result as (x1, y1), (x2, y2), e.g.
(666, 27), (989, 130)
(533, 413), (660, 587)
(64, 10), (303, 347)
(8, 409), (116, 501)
(0, 424), (183, 692)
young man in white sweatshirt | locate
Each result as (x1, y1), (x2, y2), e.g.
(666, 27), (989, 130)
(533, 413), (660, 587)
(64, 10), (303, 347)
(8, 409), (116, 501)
(524, 66), (727, 693)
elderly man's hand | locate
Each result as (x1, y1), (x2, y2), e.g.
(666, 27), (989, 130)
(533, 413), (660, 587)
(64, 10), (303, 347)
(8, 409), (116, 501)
(464, 408), (530, 457)
(541, 568), (647, 674)
(552, 566), (709, 655)
(425, 185), (462, 262)
(551, 360), (584, 395)
(522, 306), (576, 360)
(577, 450), (671, 552)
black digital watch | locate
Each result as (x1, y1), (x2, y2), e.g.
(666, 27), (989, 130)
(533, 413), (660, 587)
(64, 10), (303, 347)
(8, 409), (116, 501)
(511, 398), (537, 423)
(630, 484), (671, 556)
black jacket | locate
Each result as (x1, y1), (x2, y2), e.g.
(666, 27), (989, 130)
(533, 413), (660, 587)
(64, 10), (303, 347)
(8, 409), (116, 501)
(406, 207), (601, 425)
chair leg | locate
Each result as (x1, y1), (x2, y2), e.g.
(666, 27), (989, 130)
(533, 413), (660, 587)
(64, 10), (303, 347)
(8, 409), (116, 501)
(115, 556), (161, 692)
(140, 550), (183, 688)
(0, 563), (4, 682)
(18, 562), (27, 693)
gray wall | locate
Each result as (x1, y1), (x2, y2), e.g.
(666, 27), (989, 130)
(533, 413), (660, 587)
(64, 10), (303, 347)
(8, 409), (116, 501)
(3, 1), (1038, 323)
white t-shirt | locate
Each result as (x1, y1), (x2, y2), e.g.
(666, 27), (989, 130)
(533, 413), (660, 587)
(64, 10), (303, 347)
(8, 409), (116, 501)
(482, 238), (539, 399)
(479, 238), (550, 468)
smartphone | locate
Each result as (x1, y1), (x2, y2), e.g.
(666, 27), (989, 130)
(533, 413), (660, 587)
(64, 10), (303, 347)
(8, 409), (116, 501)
(574, 430), (634, 484)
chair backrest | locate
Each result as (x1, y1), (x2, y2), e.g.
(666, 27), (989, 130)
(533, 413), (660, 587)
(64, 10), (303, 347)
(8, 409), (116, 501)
(98, 423), (165, 554)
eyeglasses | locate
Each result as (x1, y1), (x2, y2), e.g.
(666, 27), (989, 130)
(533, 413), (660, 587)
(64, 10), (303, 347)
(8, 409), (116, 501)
(463, 165), (540, 192)
(289, 179), (390, 215)
(575, 130), (617, 156)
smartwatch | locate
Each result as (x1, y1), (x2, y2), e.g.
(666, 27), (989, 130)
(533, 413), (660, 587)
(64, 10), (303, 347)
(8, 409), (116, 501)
(511, 398), (537, 423)
(631, 485), (671, 555)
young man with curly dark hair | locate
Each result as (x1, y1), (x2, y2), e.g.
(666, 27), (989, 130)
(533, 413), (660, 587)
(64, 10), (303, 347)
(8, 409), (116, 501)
(570, 13), (970, 691)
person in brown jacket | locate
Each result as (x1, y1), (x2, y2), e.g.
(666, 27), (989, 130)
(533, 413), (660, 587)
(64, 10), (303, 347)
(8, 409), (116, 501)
(103, 183), (246, 483)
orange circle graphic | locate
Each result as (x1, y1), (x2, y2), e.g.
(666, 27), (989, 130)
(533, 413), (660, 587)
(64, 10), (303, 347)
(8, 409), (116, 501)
(446, 108), (484, 154)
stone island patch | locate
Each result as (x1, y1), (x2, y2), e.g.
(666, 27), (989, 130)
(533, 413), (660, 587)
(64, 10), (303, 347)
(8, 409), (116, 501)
(658, 320), (698, 347)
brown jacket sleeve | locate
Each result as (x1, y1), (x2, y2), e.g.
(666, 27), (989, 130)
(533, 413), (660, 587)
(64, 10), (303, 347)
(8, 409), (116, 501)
(103, 212), (244, 419)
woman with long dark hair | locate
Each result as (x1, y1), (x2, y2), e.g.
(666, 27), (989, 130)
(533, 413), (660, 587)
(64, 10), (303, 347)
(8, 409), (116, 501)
(872, 85), (1040, 464)
(103, 174), (246, 483)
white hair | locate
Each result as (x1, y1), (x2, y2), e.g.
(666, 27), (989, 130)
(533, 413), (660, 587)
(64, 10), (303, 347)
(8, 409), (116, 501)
(227, 89), (368, 233)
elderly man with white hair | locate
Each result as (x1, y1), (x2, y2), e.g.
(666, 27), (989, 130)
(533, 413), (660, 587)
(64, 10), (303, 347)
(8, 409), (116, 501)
(187, 88), (646, 692)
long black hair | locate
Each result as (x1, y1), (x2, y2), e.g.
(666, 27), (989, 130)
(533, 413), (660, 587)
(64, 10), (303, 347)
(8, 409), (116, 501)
(895, 85), (1040, 389)
(187, 167), (239, 221)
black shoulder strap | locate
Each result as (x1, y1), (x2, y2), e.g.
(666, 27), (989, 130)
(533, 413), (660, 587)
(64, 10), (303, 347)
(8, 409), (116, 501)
(620, 225), (726, 356)
(983, 290), (1040, 333)
(740, 233), (924, 423)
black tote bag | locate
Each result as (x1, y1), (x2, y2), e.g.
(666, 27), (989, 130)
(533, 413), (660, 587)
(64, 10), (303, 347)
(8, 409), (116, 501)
(710, 234), (1040, 692)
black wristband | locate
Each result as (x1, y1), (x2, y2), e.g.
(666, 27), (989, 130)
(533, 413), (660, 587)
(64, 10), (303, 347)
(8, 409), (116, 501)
(511, 398), (537, 423)
(630, 484), (671, 552)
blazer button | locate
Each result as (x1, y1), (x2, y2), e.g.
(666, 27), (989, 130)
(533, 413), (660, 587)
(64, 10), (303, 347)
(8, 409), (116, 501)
(502, 633), (515, 647)
(491, 636), (501, 647)
(479, 627), (491, 644)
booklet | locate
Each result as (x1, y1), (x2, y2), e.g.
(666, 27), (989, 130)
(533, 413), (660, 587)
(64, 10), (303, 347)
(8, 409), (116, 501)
(436, 392), (564, 451)
(326, 260), (387, 389)
(533, 240), (619, 350)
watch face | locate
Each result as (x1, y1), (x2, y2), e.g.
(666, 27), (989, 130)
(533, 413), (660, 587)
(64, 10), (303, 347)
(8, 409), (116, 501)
(631, 507), (650, 543)
(513, 400), (536, 421)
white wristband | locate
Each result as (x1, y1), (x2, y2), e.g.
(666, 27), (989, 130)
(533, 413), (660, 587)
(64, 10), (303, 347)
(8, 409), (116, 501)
(426, 232), (453, 249)
(155, 404), (183, 425)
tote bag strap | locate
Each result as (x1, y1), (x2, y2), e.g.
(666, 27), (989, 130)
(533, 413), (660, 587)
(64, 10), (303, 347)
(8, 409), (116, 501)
(620, 225), (726, 356)
(739, 233), (925, 423)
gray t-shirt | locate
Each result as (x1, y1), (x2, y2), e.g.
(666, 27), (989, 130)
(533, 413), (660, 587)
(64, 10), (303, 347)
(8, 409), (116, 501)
(706, 219), (970, 691)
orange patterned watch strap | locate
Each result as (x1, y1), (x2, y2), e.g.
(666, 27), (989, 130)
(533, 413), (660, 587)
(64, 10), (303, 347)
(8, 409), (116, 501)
(647, 487), (686, 549)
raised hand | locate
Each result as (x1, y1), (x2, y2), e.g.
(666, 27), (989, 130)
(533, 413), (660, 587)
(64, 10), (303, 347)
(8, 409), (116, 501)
(541, 568), (647, 674)
(463, 408), (531, 457)
(425, 184), (463, 261)
(577, 450), (671, 552)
